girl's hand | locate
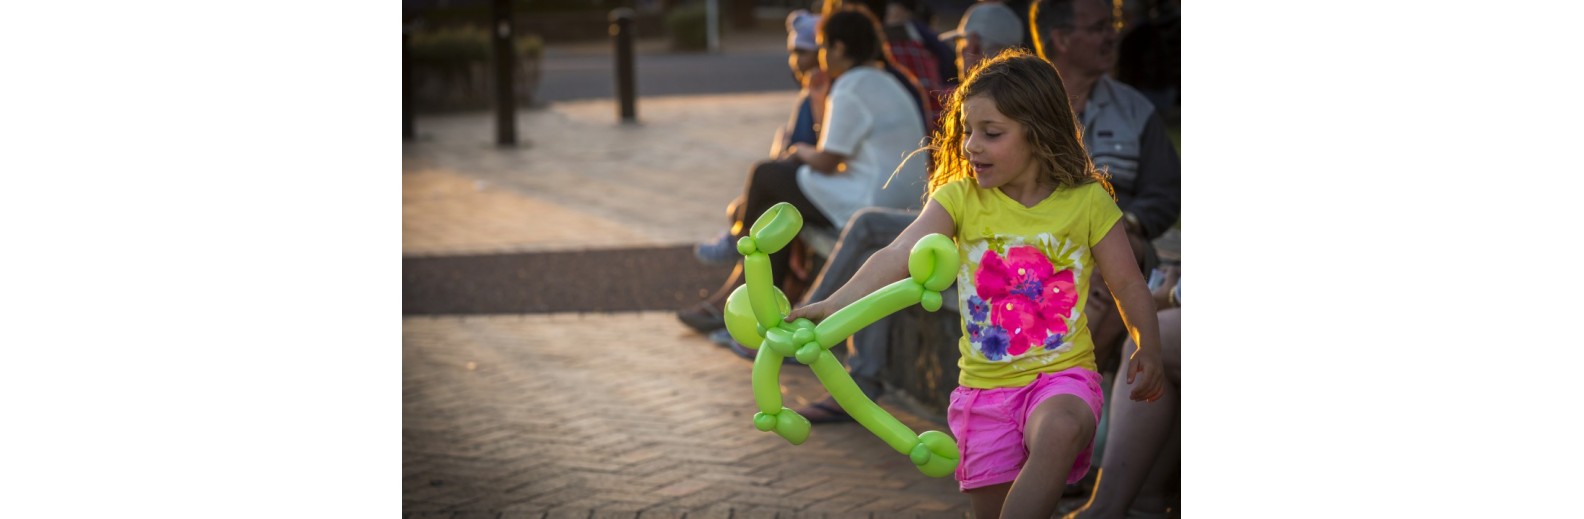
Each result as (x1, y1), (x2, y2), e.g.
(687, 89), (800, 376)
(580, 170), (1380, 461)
(785, 300), (835, 324)
(1125, 345), (1167, 403)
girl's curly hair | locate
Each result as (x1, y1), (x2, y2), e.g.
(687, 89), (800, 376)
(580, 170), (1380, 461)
(924, 48), (1113, 199)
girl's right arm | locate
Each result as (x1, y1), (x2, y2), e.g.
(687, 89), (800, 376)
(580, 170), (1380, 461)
(785, 199), (956, 323)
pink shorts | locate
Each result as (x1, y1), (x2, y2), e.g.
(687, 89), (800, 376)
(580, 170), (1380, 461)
(946, 367), (1105, 491)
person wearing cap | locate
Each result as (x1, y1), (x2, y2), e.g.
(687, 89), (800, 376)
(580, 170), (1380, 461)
(679, 10), (832, 334)
(679, 6), (931, 340)
(939, 2), (1027, 83)
(1029, 0), (1179, 369)
(772, 9), (828, 156)
(1029, 0), (1181, 516)
(787, 0), (1179, 433)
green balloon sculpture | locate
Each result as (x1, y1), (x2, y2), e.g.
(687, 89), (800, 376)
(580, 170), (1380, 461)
(723, 202), (961, 478)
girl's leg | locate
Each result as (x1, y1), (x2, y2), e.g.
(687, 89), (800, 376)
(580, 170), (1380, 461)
(1001, 394), (1097, 519)
(1072, 307), (1181, 518)
(966, 482), (1012, 519)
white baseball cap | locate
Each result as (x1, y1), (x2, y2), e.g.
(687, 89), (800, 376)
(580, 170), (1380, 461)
(938, 3), (1023, 53)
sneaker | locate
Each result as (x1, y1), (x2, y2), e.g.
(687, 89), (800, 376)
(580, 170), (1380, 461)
(707, 328), (736, 348)
(694, 232), (739, 265)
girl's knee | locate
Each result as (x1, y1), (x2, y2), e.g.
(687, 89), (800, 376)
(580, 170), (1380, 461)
(1027, 396), (1095, 451)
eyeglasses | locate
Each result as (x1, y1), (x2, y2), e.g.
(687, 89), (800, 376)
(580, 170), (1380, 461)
(1060, 17), (1116, 35)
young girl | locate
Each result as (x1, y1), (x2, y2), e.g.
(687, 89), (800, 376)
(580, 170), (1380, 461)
(786, 49), (1167, 519)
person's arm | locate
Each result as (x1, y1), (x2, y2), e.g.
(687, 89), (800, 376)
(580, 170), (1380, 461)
(770, 96), (815, 159)
(807, 69), (829, 129)
(1093, 221), (1167, 402)
(1124, 113), (1181, 240)
(788, 142), (847, 173)
(787, 96), (819, 147)
(785, 199), (955, 323)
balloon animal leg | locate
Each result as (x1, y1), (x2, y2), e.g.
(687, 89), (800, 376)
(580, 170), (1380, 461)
(749, 338), (811, 445)
(720, 202), (962, 478)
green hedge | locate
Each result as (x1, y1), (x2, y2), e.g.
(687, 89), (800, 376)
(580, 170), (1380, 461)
(665, 1), (706, 50)
(407, 27), (544, 66)
(409, 0), (633, 22)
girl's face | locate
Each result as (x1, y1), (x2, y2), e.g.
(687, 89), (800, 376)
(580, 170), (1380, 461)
(962, 94), (1038, 190)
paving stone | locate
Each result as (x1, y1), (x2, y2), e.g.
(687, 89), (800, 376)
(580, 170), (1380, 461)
(404, 314), (971, 515)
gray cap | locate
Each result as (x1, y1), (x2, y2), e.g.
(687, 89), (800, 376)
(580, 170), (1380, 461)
(938, 3), (1024, 53)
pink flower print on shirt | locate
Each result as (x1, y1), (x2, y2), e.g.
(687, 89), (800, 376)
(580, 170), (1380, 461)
(974, 246), (1079, 357)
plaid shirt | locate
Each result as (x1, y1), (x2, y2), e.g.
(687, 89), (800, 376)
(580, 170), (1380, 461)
(886, 39), (944, 126)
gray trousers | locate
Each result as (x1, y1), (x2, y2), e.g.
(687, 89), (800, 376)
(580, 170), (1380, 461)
(803, 207), (918, 400)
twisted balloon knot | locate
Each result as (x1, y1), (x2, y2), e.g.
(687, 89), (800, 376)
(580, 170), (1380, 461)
(736, 236), (759, 256)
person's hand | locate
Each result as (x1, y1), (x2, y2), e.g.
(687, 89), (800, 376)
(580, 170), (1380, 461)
(784, 142), (812, 162)
(785, 300), (836, 324)
(1125, 344), (1167, 403)
(1151, 265), (1179, 308)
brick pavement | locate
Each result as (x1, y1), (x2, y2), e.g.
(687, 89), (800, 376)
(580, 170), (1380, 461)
(404, 313), (973, 517)
(403, 91), (795, 257)
(401, 79), (1141, 515)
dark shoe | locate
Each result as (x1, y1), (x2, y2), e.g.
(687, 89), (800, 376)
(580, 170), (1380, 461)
(676, 303), (725, 333)
(714, 329), (796, 365)
(796, 399), (855, 424)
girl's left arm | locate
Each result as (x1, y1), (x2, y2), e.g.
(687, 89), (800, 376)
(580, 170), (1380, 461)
(1093, 222), (1168, 402)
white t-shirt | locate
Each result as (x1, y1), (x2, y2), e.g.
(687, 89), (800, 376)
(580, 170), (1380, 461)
(796, 66), (929, 228)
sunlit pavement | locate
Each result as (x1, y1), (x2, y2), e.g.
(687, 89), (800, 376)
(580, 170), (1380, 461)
(404, 90), (986, 516)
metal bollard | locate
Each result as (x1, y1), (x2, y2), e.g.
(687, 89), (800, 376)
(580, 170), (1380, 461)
(492, 0), (517, 146)
(610, 8), (637, 123)
(404, 29), (414, 140)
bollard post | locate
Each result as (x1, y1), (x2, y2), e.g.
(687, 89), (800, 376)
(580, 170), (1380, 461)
(403, 27), (414, 141)
(610, 8), (637, 123)
(492, 0), (517, 146)
(705, 0), (720, 53)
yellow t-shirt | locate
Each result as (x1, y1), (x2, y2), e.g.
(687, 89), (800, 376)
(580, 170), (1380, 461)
(931, 179), (1123, 389)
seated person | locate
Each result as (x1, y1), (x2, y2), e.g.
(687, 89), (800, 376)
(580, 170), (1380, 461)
(781, 1), (1032, 422)
(1063, 266), (1179, 519)
(677, 5), (931, 336)
(697, 9), (828, 265)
